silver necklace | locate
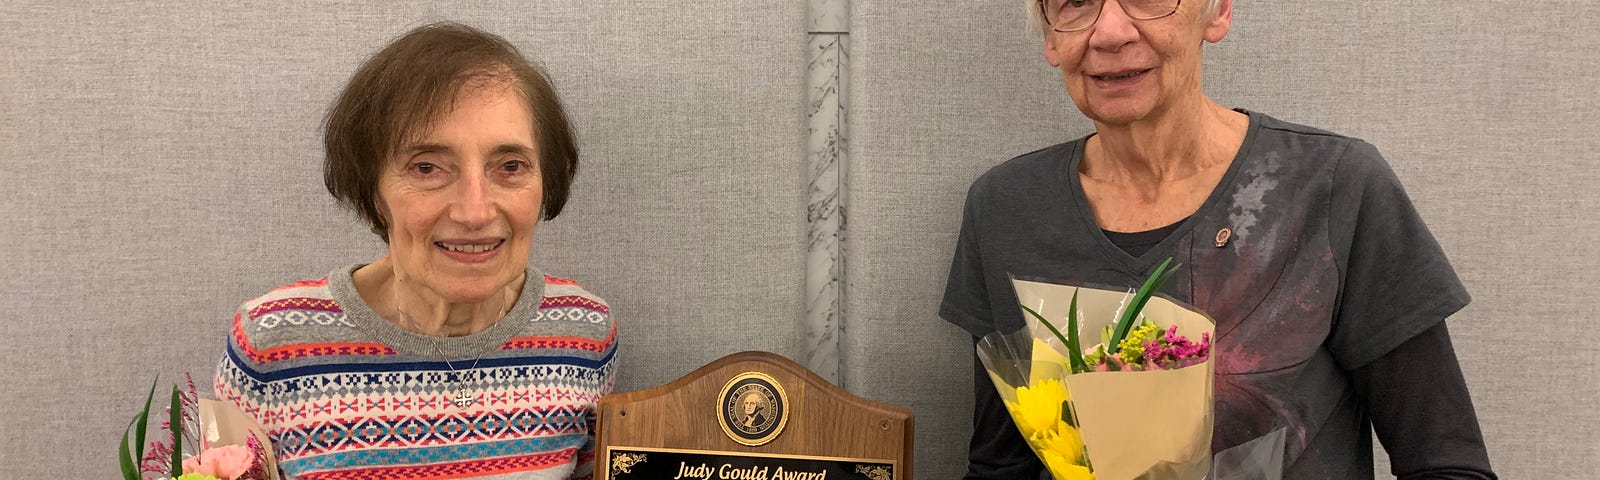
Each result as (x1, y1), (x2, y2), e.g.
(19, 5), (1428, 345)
(440, 346), (482, 408)
(391, 277), (517, 408)
(396, 306), (503, 408)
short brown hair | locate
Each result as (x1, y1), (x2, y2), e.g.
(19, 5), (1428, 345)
(323, 22), (578, 241)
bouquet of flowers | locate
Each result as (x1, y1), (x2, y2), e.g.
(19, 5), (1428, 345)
(977, 259), (1215, 480)
(117, 374), (279, 480)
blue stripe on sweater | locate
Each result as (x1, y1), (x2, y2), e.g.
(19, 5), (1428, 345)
(281, 435), (586, 474)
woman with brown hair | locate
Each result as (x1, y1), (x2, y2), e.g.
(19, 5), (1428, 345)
(214, 22), (615, 480)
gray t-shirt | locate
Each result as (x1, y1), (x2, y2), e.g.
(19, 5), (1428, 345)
(940, 110), (1470, 478)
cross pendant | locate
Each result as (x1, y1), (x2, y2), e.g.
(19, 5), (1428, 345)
(453, 390), (475, 408)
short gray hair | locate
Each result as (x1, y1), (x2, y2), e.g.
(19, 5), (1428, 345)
(1024, 0), (1223, 37)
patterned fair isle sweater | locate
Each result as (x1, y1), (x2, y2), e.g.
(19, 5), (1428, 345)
(215, 265), (617, 480)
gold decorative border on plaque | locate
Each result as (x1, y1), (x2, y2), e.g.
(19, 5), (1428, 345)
(716, 371), (790, 446)
(609, 452), (647, 476)
(855, 464), (892, 480)
(605, 445), (898, 473)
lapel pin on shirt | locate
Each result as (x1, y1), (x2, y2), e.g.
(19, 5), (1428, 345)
(1215, 227), (1232, 248)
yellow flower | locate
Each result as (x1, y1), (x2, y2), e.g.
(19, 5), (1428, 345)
(1117, 323), (1161, 364)
(1040, 450), (1096, 480)
(1007, 377), (1069, 438)
(1035, 426), (1094, 480)
(1034, 424), (1087, 464)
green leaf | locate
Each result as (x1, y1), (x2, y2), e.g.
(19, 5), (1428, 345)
(1109, 258), (1181, 353)
(1083, 344), (1105, 367)
(134, 377), (158, 472)
(1021, 304), (1071, 348)
(170, 386), (183, 476)
(119, 415), (141, 480)
(1061, 399), (1079, 427)
(122, 377), (159, 480)
(1064, 289), (1088, 374)
(1022, 300), (1091, 375)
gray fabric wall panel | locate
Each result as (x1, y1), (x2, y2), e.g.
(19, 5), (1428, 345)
(844, 2), (1081, 476)
(843, 3), (1083, 479)
(4, 0), (1598, 479)
(0, 2), (804, 477)
(848, 1), (1599, 479)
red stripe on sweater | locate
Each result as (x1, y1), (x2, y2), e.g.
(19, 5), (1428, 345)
(254, 342), (398, 362)
(271, 277), (330, 292)
(249, 297), (341, 317)
(499, 334), (613, 353)
(538, 295), (611, 314)
(543, 274), (579, 286)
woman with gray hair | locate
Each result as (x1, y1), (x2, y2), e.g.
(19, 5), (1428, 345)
(939, 0), (1496, 478)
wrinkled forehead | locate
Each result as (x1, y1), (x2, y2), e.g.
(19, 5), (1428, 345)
(390, 71), (531, 153)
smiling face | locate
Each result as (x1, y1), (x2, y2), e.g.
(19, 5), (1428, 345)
(1042, 0), (1232, 125)
(377, 81), (541, 304)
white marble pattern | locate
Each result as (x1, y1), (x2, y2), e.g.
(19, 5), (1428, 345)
(803, 31), (848, 384)
(807, 0), (850, 33)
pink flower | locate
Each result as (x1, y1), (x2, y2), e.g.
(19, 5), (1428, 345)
(183, 444), (256, 480)
(140, 440), (174, 474)
(1142, 339), (1171, 368)
(240, 435), (271, 480)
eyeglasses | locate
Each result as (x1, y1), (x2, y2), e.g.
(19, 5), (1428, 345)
(1039, 0), (1183, 33)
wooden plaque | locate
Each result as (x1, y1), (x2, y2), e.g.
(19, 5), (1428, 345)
(596, 351), (914, 480)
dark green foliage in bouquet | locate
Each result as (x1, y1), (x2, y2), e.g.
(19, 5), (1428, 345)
(119, 377), (185, 480)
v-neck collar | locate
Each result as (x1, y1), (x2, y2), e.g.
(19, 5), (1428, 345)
(1055, 109), (1264, 271)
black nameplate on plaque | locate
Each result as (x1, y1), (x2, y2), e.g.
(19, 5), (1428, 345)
(605, 446), (896, 480)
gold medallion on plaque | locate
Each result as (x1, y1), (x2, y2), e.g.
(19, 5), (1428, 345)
(717, 372), (789, 446)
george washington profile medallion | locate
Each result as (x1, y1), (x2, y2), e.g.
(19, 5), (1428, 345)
(717, 372), (789, 446)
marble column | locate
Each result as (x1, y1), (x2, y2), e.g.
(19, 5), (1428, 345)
(804, 0), (849, 384)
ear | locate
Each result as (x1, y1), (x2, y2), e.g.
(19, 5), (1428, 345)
(1043, 34), (1063, 67)
(374, 196), (393, 237)
(1202, 0), (1233, 43)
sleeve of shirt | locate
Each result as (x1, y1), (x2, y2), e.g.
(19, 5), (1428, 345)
(1353, 323), (1497, 480)
(941, 178), (996, 337)
(1326, 139), (1471, 370)
(966, 343), (1046, 480)
(214, 308), (266, 425)
(212, 308), (283, 475)
(214, 353), (257, 417)
(942, 178), (1043, 478)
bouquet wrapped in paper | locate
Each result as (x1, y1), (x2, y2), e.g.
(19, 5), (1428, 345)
(977, 260), (1215, 480)
(117, 374), (279, 480)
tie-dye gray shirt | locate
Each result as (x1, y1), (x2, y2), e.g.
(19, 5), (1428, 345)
(940, 110), (1470, 478)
